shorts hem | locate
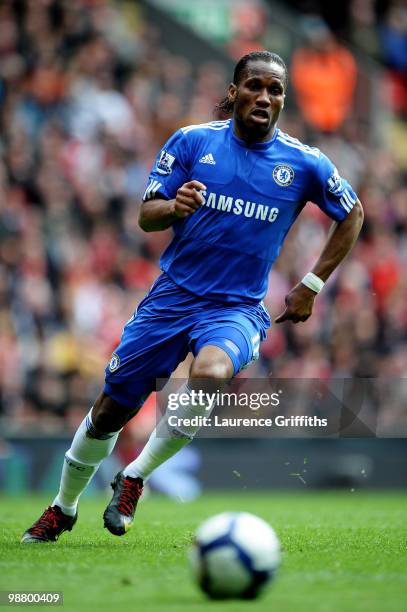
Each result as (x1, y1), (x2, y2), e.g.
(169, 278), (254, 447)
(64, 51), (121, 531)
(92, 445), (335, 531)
(104, 382), (140, 409)
(194, 340), (241, 376)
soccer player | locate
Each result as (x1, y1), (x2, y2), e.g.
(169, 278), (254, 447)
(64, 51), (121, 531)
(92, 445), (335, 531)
(22, 51), (363, 543)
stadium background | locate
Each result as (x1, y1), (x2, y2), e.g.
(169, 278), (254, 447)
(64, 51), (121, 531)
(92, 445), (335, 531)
(0, 0), (406, 497)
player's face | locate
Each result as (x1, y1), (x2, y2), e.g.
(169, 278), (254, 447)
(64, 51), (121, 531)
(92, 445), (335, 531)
(229, 60), (286, 141)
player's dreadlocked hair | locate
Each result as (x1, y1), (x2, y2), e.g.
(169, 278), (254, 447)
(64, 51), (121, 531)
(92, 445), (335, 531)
(214, 51), (288, 117)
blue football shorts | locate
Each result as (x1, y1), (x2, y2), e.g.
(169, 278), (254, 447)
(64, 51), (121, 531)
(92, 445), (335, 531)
(104, 273), (270, 408)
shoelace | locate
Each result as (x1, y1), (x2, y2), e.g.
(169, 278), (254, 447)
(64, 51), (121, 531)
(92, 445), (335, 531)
(117, 478), (142, 516)
(29, 507), (60, 536)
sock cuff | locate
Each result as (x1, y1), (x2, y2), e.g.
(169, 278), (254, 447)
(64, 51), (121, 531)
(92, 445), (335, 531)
(85, 409), (121, 440)
(163, 419), (194, 441)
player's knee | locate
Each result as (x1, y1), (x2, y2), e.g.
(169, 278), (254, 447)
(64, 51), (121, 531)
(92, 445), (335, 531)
(190, 351), (233, 380)
(91, 392), (135, 433)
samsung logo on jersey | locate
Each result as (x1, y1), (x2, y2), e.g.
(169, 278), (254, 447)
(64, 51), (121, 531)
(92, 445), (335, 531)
(200, 191), (279, 223)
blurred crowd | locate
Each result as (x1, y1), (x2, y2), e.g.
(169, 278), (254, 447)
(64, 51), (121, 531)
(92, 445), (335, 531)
(0, 0), (406, 434)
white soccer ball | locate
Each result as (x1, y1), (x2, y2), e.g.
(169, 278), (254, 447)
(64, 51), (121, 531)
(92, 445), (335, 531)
(189, 512), (281, 599)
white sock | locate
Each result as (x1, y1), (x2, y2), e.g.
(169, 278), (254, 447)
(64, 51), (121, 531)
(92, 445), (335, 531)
(53, 409), (120, 516)
(123, 383), (213, 481)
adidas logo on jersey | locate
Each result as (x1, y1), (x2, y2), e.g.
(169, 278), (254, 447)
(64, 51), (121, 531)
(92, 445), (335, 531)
(199, 153), (216, 164)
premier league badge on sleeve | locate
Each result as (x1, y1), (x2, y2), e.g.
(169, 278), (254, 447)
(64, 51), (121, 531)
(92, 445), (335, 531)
(273, 164), (294, 187)
(327, 167), (344, 195)
(156, 150), (176, 175)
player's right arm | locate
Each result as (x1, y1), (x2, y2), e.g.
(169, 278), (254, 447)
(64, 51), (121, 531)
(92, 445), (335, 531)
(138, 128), (206, 232)
(139, 180), (206, 232)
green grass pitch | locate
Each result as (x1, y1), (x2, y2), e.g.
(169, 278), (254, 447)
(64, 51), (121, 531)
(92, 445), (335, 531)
(1, 491), (406, 611)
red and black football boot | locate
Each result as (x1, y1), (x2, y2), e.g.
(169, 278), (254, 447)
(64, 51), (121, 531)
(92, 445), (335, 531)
(21, 506), (77, 543)
(103, 471), (143, 536)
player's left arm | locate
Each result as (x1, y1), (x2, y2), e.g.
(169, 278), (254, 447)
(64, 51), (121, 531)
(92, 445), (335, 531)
(275, 200), (364, 323)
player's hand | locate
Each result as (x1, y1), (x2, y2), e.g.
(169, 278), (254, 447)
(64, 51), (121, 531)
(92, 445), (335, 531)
(274, 283), (316, 324)
(173, 180), (207, 218)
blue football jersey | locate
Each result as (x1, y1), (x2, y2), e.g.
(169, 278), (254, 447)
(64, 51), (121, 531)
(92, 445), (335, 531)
(143, 119), (358, 304)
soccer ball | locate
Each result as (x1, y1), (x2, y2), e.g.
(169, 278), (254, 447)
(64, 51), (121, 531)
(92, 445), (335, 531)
(189, 512), (281, 599)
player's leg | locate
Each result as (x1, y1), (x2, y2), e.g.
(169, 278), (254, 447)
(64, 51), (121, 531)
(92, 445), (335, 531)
(120, 328), (250, 491)
(121, 345), (233, 482)
(21, 392), (140, 543)
(119, 315), (266, 492)
(51, 393), (139, 515)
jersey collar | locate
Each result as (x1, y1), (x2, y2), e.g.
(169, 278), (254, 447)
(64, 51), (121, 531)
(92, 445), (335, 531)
(230, 121), (279, 150)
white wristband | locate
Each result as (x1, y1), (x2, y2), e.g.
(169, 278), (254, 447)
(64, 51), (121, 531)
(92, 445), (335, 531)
(301, 272), (325, 293)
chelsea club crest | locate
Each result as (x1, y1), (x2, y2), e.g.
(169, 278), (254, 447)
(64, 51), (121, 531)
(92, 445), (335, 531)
(109, 353), (120, 372)
(273, 164), (294, 187)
